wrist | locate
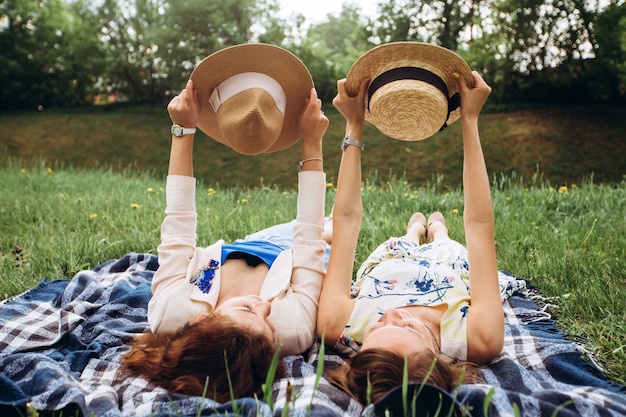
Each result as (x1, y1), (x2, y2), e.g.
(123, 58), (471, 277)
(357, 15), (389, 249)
(171, 124), (196, 137)
(300, 143), (323, 160)
(341, 135), (364, 152)
(345, 121), (364, 139)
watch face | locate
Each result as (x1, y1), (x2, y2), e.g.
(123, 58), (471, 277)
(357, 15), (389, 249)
(172, 125), (183, 136)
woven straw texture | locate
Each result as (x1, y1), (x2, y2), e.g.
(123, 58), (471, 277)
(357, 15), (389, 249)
(346, 42), (473, 141)
(190, 43), (313, 154)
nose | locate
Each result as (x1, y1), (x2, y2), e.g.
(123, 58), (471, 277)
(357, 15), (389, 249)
(252, 299), (271, 317)
(380, 308), (404, 324)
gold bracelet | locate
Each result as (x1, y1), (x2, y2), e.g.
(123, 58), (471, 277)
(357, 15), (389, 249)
(298, 157), (323, 171)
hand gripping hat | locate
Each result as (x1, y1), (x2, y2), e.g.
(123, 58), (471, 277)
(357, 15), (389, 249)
(345, 42), (474, 141)
(190, 43), (313, 155)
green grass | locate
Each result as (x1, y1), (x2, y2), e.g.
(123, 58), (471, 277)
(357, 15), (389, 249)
(1, 103), (625, 190)
(1, 159), (624, 388)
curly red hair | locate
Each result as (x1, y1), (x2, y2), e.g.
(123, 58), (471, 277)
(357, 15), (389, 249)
(119, 313), (283, 403)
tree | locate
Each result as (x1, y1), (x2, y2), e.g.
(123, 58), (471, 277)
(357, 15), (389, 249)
(590, 2), (626, 99)
(0, 0), (96, 110)
(293, 4), (374, 102)
(372, 0), (476, 50)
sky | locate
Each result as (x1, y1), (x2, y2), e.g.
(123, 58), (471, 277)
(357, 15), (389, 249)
(276, 0), (379, 23)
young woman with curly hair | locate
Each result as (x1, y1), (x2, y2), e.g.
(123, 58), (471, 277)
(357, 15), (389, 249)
(120, 44), (330, 402)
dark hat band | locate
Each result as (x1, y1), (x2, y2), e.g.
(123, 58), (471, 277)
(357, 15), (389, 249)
(368, 66), (461, 131)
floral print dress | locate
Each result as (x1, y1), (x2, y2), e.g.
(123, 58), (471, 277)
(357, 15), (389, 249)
(335, 237), (525, 360)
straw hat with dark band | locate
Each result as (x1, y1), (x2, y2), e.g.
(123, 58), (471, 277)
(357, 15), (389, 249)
(345, 42), (474, 142)
(190, 43), (313, 155)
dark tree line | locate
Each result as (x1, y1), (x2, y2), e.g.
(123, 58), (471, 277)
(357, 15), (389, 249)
(1, 0), (624, 111)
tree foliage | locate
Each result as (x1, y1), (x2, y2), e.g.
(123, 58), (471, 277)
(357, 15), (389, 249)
(0, 0), (624, 111)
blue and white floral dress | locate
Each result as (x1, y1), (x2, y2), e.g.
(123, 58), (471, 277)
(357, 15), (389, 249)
(335, 237), (525, 360)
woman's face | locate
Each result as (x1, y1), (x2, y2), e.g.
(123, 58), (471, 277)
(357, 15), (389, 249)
(361, 308), (438, 354)
(210, 295), (275, 338)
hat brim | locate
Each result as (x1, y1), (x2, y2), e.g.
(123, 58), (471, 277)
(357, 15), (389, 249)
(190, 43), (313, 153)
(346, 42), (474, 141)
(372, 383), (464, 417)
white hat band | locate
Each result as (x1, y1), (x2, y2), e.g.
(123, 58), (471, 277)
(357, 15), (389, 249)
(209, 72), (287, 115)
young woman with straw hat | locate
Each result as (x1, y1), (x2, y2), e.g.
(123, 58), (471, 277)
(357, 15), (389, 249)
(120, 44), (330, 402)
(318, 43), (524, 409)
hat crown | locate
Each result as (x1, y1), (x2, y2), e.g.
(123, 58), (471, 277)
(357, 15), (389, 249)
(345, 42), (473, 141)
(369, 80), (449, 141)
(190, 43), (314, 154)
(216, 88), (283, 155)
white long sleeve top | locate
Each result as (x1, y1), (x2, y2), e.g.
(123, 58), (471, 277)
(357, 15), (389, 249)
(147, 171), (326, 356)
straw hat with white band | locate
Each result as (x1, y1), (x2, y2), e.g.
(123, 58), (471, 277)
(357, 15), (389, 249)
(190, 43), (313, 155)
(345, 42), (474, 142)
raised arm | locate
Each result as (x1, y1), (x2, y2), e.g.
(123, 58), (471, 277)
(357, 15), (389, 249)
(281, 87), (329, 354)
(147, 80), (204, 333)
(167, 80), (200, 177)
(317, 78), (368, 344)
(460, 72), (504, 364)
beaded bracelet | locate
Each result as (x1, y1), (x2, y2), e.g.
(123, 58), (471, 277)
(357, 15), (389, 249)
(298, 157), (323, 171)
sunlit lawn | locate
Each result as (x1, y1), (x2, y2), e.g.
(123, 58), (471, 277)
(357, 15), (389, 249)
(0, 160), (624, 386)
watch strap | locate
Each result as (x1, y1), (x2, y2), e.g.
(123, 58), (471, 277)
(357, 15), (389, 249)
(341, 135), (364, 151)
(171, 125), (197, 136)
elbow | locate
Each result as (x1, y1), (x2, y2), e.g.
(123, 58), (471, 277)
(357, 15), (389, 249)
(470, 333), (504, 365)
(316, 318), (340, 346)
(335, 208), (363, 225)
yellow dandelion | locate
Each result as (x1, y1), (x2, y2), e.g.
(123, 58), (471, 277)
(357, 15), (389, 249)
(282, 191), (289, 195)
(326, 182), (334, 188)
(506, 196), (511, 201)
(572, 184), (577, 189)
(452, 209), (459, 215)
(367, 185), (373, 190)
(404, 192), (409, 197)
(241, 198), (249, 203)
(47, 167), (53, 174)
(146, 187), (154, 193)
(21, 168), (26, 173)
(89, 213), (98, 219)
(558, 185), (568, 194)
(444, 193), (449, 198)
(131, 203), (140, 209)
(403, 180), (408, 185)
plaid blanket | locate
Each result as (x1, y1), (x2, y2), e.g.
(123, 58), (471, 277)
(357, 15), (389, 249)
(0, 253), (624, 416)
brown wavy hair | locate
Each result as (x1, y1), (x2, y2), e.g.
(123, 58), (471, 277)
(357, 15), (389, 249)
(325, 349), (478, 405)
(119, 314), (283, 403)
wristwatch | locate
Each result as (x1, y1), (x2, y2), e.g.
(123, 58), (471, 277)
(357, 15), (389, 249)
(171, 125), (196, 137)
(341, 135), (364, 151)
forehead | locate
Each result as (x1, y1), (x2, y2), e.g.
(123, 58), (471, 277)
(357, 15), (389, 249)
(225, 309), (274, 338)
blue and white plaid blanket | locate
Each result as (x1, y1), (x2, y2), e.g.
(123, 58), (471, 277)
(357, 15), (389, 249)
(0, 253), (624, 416)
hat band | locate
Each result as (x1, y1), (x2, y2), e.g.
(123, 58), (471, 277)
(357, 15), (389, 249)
(209, 72), (287, 115)
(368, 67), (461, 130)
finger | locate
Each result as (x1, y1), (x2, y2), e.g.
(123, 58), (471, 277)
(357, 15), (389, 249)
(358, 78), (369, 96)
